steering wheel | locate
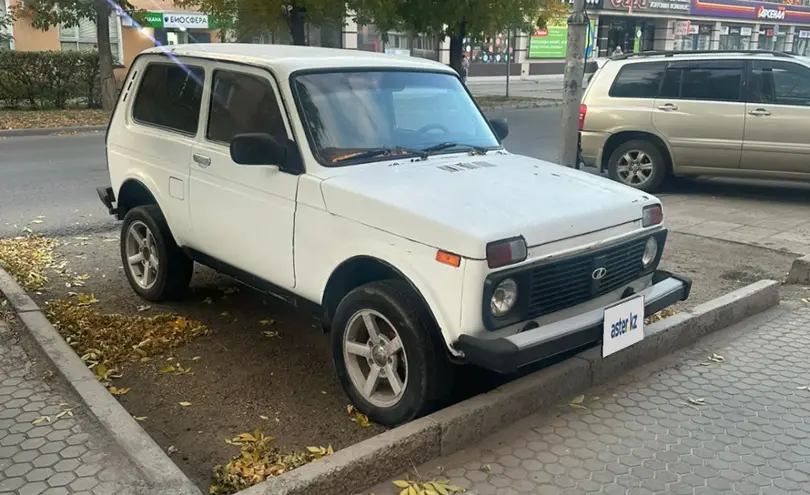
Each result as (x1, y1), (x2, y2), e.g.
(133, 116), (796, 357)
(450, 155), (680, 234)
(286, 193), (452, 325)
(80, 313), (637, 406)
(416, 124), (450, 135)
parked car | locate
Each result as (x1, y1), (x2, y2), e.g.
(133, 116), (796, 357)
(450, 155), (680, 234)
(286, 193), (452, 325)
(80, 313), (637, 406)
(579, 50), (810, 192)
(97, 44), (690, 426)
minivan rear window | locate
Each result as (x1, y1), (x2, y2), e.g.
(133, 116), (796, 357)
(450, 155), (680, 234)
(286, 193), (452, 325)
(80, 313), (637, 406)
(608, 62), (666, 98)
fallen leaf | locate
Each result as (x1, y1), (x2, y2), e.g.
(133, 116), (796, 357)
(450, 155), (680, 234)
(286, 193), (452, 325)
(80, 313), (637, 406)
(262, 330), (280, 338)
(109, 387), (130, 396)
(167, 445), (178, 455)
(202, 297), (213, 305)
(32, 416), (51, 425)
(192, 356), (202, 361)
(260, 319), (275, 326)
(393, 481), (411, 489)
(134, 416), (147, 421)
(137, 305), (151, 312)
(347, 404), (371, 427)
(179, 401), (192, 407)
(688, 397), (706, 406)
(708, 353), (725, 363)
(570, 395), (585, 405)
(259, 415), (269, 420)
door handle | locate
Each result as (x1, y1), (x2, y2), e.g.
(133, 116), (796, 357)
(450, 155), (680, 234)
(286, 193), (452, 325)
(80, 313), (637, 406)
(193, 153), (211, 167)
(748, 108), (771, 116)
(657, 103), (678, 111)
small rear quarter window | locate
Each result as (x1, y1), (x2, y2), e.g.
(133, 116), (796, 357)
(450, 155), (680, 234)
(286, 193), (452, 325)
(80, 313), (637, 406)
(608, 62), (666, 99)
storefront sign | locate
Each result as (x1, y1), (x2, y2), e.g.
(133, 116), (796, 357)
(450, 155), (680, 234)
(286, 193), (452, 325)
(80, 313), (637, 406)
(125, 11), (222, 30)
(565, 0), (604, 7)
(528, 19), (596, 58)
(799, 29), (810, 38)
(757, 5), (786, 20)
(691, 0), (810, 25)
(674, 20), (691, 35)
(605, 0), (691, 14)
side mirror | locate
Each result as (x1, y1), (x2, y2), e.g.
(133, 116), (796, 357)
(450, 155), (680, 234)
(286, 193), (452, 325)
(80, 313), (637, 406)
(490, 118), (509, 141)
(230, 133), (285, 166)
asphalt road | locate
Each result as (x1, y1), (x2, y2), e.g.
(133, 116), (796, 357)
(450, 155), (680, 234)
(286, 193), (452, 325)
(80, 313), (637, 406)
(0, 132), (113, 237)
(0, 107), (564, 238)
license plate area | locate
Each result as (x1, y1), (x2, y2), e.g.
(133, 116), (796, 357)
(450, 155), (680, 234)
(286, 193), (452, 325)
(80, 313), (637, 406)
(602, 296), (645, 358)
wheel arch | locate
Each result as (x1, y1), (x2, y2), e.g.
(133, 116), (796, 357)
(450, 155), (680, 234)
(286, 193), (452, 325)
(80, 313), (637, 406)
(600, 130), (674, 174)
(320, 255), (443, 338)
(116, 177), (159, 221)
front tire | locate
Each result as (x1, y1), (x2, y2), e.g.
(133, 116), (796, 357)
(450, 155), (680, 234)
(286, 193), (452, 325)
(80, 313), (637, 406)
(608, 139), (667, 193)
(332, 280), (454, 427)
(120, 205), (194, 302)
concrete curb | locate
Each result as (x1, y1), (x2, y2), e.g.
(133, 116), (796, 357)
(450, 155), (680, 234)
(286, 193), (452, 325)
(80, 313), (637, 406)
(0, 267), (201, 495)
(0, 125), (106, 137)
(477, 100), (562, 111)
(236, 279), (780, 495)
(786, 255), (810, 285)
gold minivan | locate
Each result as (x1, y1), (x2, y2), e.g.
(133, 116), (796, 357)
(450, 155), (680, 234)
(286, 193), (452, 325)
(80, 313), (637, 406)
(579, 50), (810, 192)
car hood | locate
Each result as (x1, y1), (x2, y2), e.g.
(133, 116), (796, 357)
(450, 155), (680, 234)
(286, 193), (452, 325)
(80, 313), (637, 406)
(319, 152), (657, 259)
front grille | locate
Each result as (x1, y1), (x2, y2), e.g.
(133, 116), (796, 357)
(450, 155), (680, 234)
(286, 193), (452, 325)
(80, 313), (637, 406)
(525, 237), (648, 319)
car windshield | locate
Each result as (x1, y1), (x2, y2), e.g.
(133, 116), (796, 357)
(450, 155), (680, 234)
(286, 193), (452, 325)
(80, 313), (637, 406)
(291, 70), (502, 166)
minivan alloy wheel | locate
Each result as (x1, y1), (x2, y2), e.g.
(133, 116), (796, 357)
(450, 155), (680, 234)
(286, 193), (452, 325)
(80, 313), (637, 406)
(343, 309), (408, 408)
(125, 220), (160, 289)
(617, 150), (654, 186)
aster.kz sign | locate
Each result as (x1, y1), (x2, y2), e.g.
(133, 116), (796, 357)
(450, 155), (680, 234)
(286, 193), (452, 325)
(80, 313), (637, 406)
(691, 0), (810, 24)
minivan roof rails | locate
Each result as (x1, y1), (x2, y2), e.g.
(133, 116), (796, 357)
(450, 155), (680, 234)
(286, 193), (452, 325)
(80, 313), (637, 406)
(611, 49), (795, 61)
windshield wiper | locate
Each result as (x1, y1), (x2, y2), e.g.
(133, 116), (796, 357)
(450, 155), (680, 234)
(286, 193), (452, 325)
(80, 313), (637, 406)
(331, 147), (425, 163)
(420, 142), (492, 157)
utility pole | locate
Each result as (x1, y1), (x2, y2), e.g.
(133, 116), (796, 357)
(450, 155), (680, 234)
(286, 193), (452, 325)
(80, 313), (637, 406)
(560, 0), (588, 168)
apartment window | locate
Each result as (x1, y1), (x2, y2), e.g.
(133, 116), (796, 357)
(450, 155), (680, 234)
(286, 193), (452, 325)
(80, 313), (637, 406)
(59, 16), (120, 62)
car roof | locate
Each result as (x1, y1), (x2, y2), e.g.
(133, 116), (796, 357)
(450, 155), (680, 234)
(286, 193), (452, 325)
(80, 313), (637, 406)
(140, 43), (457, 79)
(608, 50), (807, 65)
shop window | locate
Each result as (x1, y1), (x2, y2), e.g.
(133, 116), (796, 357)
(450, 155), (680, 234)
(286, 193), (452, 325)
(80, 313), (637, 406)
(59, 16), (121, 63)
(608, 62), (666, 98)
(660, 60), (743, 102)
(132, 63), (205, 135)
(750, 60), (810, 107)
(207, 70), (287, 144)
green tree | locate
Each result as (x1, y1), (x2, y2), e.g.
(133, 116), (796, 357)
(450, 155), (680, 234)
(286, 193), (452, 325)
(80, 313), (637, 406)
(349, 0), (554, 74)
(15, 0), (141, 109)
(175, 0), (344, 45)
(1, 5), (14, 44)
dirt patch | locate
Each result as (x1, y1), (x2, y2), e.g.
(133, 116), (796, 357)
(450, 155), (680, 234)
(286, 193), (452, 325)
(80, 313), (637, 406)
(25, 233), (384, 488)
(660, 231), (796, 311)
(0, 109), (110, 130)
(7, 228), (796, 490)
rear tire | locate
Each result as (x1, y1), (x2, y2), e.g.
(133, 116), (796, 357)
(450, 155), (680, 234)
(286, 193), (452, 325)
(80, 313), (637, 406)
(120, 205), (194, 302)
(332, 280), (455, 427)
(608, 139), (667, 193)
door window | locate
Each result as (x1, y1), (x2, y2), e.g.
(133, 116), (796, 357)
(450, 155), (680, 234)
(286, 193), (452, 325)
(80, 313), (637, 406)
(749, 60), (810, 107)
(608, 62), (666, 98)
(657, 60), (743, 102)
(206, 70), (288, 145)
(132, 63), (205, 135)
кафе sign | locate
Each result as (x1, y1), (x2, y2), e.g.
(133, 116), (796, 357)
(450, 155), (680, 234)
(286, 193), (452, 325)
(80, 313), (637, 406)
(691, 0), (810, 24)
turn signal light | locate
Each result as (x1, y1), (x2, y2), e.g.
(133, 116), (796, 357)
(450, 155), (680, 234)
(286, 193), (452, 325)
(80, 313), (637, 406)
(436, 250), (461, 267)
(643, 204), (664, 227)
(486, 237), (528, 269)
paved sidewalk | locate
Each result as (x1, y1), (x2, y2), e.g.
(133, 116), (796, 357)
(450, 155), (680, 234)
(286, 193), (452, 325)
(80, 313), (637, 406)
(0, 319), (149, 495)
(372, 302), (810, 495)
(661, 182), (810, 257)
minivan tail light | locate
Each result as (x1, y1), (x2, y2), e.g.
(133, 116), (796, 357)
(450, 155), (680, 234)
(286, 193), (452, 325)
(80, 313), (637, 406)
(486, 237), (528, 269)
(579, 104), (587, 131)
(643, 204), (664, 227)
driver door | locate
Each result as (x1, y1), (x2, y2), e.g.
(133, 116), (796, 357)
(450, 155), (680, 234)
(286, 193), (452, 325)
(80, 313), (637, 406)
(188, 64), (298, 289)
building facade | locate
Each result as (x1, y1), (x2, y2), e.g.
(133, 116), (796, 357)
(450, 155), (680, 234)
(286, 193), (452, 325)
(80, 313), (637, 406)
(4, 0), (810, 79)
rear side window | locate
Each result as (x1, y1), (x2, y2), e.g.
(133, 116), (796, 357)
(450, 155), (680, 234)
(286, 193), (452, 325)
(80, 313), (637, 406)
(608, 62), (665, 98)
(132, 63), (205, 134)
(659, 60), (743, 102)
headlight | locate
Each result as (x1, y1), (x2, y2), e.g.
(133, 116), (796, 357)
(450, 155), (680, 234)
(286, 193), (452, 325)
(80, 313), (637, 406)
(490, 278), (518, 317)
(642, 237), (658, 268)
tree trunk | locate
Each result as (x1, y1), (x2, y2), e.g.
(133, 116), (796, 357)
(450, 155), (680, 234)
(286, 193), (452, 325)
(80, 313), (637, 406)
(448, 23), (466, 76)
(560, 0), (588, 168)
(94, 0), (116, 110)
(287, 6), (307, 46)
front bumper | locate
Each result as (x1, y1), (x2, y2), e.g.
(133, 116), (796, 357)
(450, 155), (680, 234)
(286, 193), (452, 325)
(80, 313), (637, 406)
(456, 270), (691, 374)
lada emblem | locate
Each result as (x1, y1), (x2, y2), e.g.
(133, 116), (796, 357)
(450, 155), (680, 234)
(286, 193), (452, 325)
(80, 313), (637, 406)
(592, 267), (608, 280)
